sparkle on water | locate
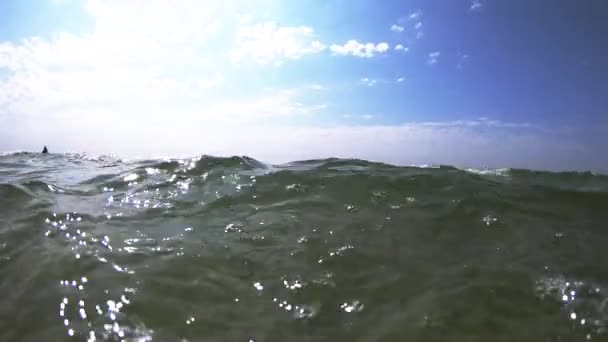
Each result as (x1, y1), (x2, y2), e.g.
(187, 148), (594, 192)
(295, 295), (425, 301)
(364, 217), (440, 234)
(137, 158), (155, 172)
(0, 153), (607, 341)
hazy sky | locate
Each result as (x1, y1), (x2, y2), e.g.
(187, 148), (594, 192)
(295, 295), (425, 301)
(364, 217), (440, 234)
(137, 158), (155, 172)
(0, 0), (606, 171)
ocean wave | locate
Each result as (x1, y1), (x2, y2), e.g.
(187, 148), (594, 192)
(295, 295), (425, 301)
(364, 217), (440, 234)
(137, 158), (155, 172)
(1, 152), (608, 340)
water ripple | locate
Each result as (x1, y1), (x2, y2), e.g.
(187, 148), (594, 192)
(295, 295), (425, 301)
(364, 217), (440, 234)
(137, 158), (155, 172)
(1, 153), (607, 341)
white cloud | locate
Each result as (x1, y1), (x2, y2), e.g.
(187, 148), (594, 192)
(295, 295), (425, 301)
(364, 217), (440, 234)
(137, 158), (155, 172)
(376, 42), (390, 52)
(412, 19), (423, 40)
(470, 0), (483, 11)
(359, 77), (407, 86)
(0, 0), (232, 118)
(309, 84), (327, 91)
(219, 120), (590, 172)
(341, 113), (377, 120)
(390, 24), (405, 32)
(0, 0), (329, 134)
(230, 21), (326, 65)
(420, 118), (533, 129)
(49, 0), (70, 5)
(393, 10), (424, 41)
(359, 78), (378, 87)
(200, 89), (324, 120)
(457, 53), (470, 69)
(409, 10), (423, 20)
(427, 51), (440, 65)
(85, 0), (219, 46)
(49, 121), (591, 173)
(196, 75), (225, 90)
(2, 1), (598, 172)
(237, 13), (254, 24)
(394, 44), (409, 52)
(330, 40), (390, 58)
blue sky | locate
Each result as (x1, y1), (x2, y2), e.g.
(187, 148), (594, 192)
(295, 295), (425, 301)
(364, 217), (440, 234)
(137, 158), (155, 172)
(0, 0), (606, 171)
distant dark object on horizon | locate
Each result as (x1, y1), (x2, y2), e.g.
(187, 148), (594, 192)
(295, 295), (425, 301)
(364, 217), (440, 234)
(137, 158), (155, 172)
(42, 146), (48, 154)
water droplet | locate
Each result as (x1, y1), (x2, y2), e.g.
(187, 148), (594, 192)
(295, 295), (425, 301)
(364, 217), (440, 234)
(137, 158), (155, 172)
(293, 304), (319, 320)
(345, 204), (358, 212)
(225, 223), (243, 233)
(107, 300), (117, 311)
(253, 282), (264, 291)
(284, 279), (303, 290)
(482, 215), (498, 226)
(340, 300), (364, 313)
(571, 312), (577, 320)
(286, 184), (305, 191)
(123, 173), (138, 182)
